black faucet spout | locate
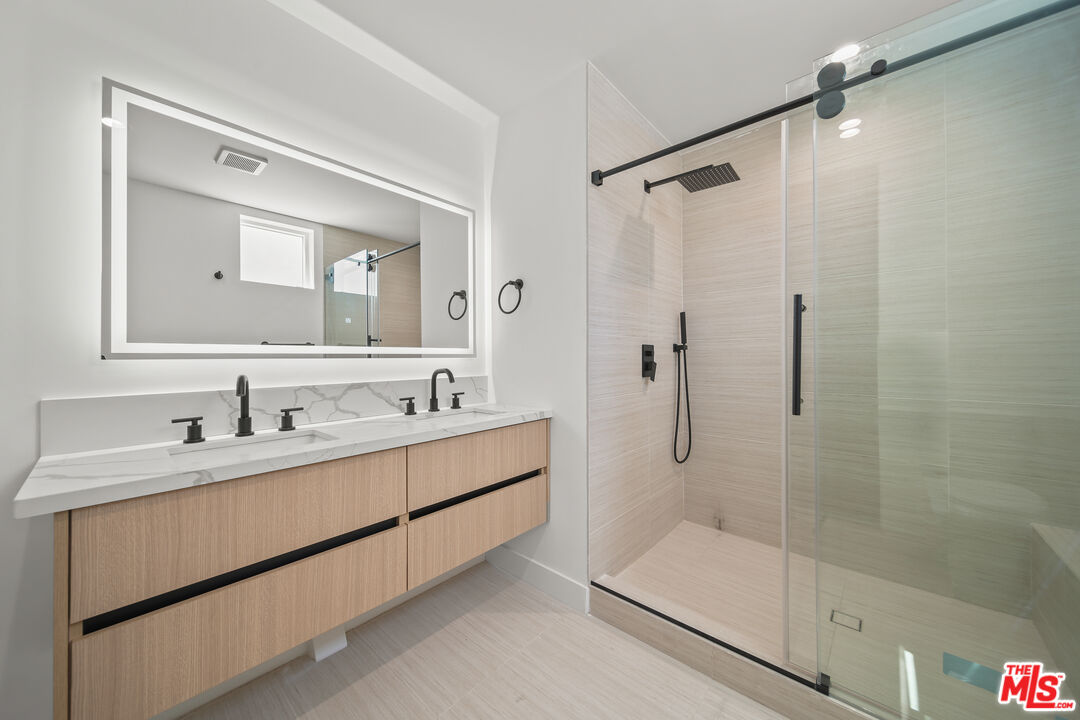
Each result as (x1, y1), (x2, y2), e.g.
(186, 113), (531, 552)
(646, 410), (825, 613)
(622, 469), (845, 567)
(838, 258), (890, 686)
(235, 374), (254, 437)
(429, 368), (455, 412)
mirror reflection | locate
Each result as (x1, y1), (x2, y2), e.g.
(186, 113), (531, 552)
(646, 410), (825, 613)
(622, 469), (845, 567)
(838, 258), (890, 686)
(119, 101), (470, 351)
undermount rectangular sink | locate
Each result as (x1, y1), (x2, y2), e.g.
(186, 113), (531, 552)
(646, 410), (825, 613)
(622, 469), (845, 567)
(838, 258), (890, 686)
(407, 409), (500, 422)
(168, 430), (337, 463)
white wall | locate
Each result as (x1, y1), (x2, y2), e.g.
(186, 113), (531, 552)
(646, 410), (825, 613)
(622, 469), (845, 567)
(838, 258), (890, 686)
(419, 204), (469, 348)
(487, 66), (590, 609)
(0, 0), (489, 715)
(127, 180), (324, 345)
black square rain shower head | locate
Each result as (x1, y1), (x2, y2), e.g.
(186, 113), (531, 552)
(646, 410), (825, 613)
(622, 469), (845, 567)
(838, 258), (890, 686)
(677, 163), (740, 192)
(643, 162), (741, 193)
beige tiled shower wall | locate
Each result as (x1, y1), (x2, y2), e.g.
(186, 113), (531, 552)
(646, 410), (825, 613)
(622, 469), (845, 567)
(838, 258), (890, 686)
(586, 65), (685, 578)
(680, 124), (785, 547)
(810, 13), (1080, 617)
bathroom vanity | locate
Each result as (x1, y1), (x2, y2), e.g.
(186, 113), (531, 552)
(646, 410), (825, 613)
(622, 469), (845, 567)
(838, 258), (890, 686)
(5, 72), (551, 720)
(15, 407), (549, 720)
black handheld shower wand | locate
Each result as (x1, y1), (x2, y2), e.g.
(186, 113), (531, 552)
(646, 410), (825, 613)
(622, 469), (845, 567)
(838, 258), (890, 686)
(673, 312), (692, 463)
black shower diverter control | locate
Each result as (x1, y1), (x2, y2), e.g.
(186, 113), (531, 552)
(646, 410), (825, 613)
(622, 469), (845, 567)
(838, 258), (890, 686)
(642, 344), (657, 382)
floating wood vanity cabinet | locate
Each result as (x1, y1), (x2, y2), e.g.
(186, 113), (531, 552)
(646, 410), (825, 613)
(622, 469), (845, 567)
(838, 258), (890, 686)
(69, 448), (408, 623)
(53, 418), (549, 720)
(406, 419), (549, 510)
(408, 473), (548, 588)
(71, 528), (407, 720)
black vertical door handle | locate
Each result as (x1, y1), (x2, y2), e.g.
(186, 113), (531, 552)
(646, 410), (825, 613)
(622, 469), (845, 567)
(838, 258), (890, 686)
(792, 294), (805, 416)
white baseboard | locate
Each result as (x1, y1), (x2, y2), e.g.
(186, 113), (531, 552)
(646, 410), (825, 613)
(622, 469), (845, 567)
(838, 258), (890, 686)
(485, 545), (589, 613)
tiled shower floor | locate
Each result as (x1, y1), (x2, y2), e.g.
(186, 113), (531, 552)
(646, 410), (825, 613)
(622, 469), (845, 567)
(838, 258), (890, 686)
(598, 521), (1069, 720)
(597, 522), (786, 665)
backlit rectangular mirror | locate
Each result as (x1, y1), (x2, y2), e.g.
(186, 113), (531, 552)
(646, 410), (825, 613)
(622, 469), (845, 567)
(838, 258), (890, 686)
(103, 80), (474, 357)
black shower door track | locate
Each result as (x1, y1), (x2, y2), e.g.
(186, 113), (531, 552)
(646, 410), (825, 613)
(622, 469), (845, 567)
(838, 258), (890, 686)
(589, 0), (1080, 187)
(590, 581), (830, 695)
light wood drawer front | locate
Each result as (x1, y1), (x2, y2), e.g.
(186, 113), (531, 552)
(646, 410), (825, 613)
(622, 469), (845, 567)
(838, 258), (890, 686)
(407, 419), (548, 511)
(408, 473), (547, 589)
(70, 448), (406, 623)
(70, 525), (406, 720)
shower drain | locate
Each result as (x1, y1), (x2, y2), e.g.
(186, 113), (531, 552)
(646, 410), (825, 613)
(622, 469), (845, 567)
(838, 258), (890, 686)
(830, 609), (863, 632)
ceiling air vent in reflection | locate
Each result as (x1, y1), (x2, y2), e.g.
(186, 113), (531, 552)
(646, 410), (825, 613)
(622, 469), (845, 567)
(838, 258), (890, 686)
(215, 147), (268, 176)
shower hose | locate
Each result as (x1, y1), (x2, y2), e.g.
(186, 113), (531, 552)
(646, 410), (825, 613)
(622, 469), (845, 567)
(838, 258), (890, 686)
(673, 342), (692, 464)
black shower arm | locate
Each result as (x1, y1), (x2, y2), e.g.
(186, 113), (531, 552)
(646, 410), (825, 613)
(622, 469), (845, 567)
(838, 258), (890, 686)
(645, 164), (732, 194)
(646, 165), (710, 193)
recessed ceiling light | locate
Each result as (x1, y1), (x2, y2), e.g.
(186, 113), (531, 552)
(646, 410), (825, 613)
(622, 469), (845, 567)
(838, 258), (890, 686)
(101, 117), (123, 128)
(838, 118), (862, 131)
(830, 43), (860, 62)
(840, 128), (861, 139)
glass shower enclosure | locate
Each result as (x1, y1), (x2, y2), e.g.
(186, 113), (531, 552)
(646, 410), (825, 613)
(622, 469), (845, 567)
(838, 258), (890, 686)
(324, 250), (381, 347)
(790, 0), (1080, 716)
(588, 1), (1078, 719)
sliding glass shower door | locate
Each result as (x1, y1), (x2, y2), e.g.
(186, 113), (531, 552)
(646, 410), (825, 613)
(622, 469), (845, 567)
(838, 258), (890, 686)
(805, 1), (1080, 717)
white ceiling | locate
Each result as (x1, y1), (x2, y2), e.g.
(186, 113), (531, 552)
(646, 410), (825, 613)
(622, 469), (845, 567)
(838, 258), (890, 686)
(315, 0), (960, 141)
(125, 105), (424, 245)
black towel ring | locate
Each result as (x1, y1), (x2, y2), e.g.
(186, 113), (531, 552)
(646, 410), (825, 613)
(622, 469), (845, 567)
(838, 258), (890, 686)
(447, 290), (467, 320)
(498, 279), (524, 314)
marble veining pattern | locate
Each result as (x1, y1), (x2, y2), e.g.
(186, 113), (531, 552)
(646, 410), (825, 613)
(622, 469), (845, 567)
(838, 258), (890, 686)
(15, 403), (547, 519)
(40, 377), (487, 455)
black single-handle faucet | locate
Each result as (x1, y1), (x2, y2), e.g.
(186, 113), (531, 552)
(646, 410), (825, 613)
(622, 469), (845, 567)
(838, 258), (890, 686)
(429, 368), (455, 412)
(236, 375), (254, 437)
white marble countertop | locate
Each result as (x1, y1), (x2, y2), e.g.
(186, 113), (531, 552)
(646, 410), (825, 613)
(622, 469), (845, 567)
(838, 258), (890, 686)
(14, 404), (550, 519)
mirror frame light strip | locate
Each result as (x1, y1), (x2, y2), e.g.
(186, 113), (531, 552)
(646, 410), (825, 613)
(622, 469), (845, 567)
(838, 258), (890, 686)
(103, 79), (476, 358)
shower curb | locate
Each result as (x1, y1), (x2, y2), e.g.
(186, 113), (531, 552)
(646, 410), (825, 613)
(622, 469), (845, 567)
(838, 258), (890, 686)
(589, 585), (874, 720)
